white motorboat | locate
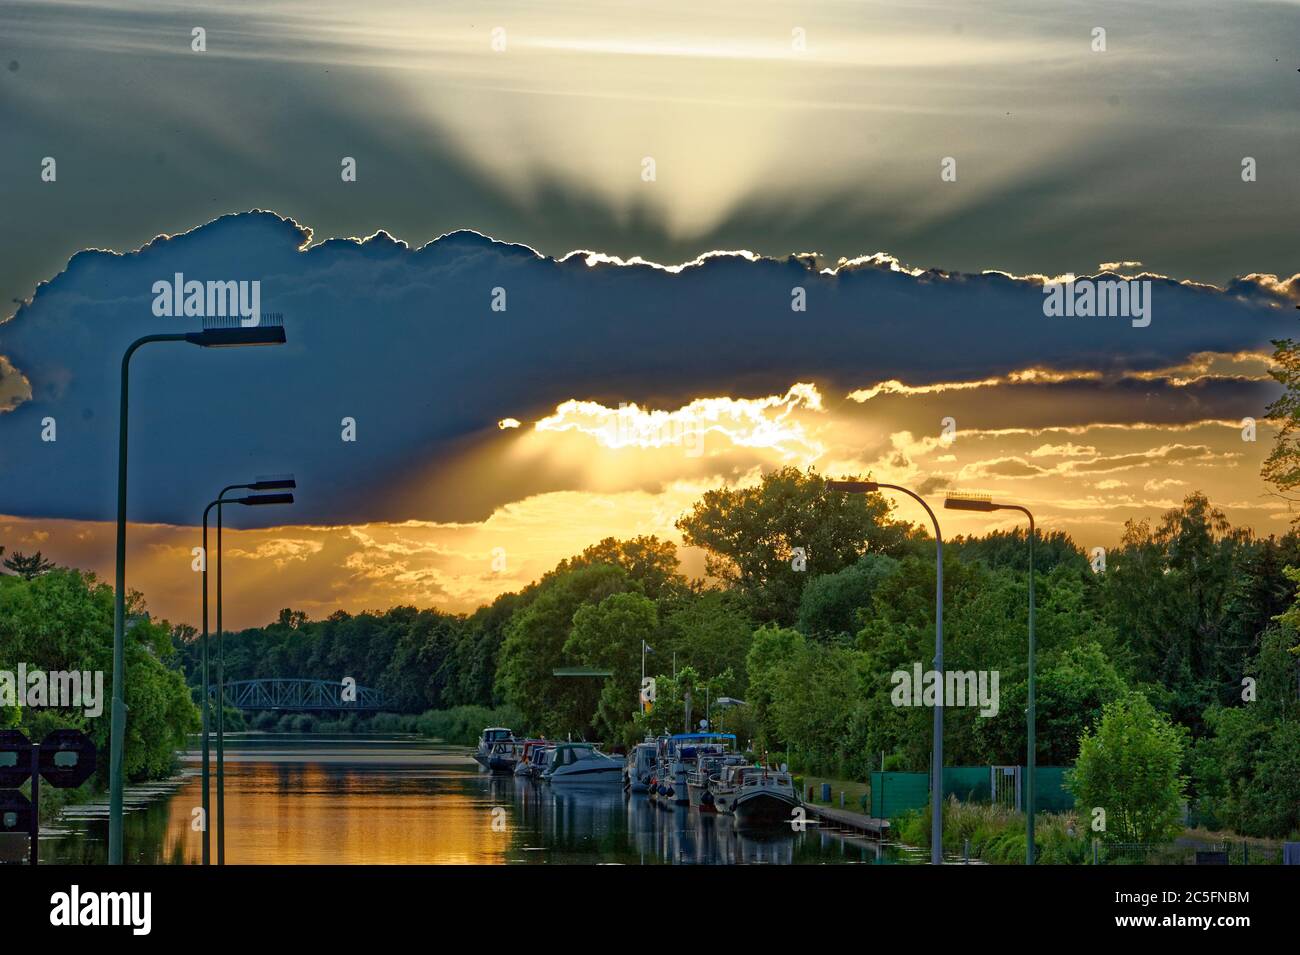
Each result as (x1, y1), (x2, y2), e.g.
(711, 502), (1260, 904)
(542, 743), (624, 784)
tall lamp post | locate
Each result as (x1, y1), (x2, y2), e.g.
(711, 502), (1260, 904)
(828, 479), (945, 865)
(198, 493), (293, 867)
(110, 323), (286, 865)
(944, 492), (1036, 865)
(200, 489), (294, 865)
(215, 477), (295, 865)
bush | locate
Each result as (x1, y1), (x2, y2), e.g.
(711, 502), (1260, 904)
(412, 704), (524, 745)
(895, 798), (1089, 864)
(1070, 693), (1187, 845)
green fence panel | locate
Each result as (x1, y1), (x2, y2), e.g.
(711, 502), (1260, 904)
(1033, 766), (1073, 812)
(869, 771), (929, 818)
(867, 765), (1074, 817)
(943, 767), (990, 803)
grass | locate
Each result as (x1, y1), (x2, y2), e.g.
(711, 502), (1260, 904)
(897, 798), (1090, 864)
(893, 798), (1286, 864)
(796, 773), (870, 812)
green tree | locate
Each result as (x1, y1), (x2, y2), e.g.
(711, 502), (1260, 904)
(547, 535), (686, 601)
(3, 550), (55, 580)
(1101, 493), (1252, 732)
(661, 590), (754, 692)
(1263, 332), (1300, 506)
(0, 569), (198, 784)
(676, 466), (908, 624)
(743, 624), (805, 752)
(1069, 693), (1187, 844)
(977, 642), (1128, 765)
(796, 553), (899, 641)
(633, 665), (733, 739)
(495, 564), (627, 736)
(1192, 625), (1300, 837)
(565, 591), (658, 744)
(768, 641), (866, 775)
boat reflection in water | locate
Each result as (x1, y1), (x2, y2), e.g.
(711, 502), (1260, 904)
(504, 771), (889, 865)
(40, 736), (896, 865)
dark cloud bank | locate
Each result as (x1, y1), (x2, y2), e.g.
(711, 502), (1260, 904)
(0, 211), (1294, 526)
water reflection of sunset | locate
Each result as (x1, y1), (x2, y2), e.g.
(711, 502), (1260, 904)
(165, 743), (510, 865)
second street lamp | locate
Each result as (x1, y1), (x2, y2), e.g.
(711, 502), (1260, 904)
(944, 492), (1037, 865)
(110, 321), (286, 865)
(200, 489), (294, 865)
(215, 478), (295, 866)
(827, 479), (945, 865)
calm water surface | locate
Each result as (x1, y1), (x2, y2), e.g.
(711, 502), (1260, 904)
(43, 735), (917, 864)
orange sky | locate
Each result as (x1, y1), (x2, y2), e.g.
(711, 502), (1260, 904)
(2, 353), (1284, 631)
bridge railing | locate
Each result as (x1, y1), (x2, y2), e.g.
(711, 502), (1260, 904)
(219, 678), (386, 712)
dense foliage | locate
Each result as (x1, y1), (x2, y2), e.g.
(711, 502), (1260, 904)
(6, 463), (1298, 843)
(0, 568), (198, 787)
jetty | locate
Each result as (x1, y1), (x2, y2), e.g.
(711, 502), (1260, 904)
(803, 803), (890, 839)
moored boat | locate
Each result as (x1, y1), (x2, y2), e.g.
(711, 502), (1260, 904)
(658, 733), (736, 807)
(625, 739), (657, 793)
(513, 739), (550, 777)
(713, 764), (800, 827)
(542, 743), (624, 784)
(687, 752), (748, 812)
(474, 727), (516, 771)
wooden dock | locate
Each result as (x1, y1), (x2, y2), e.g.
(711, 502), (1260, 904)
(803, 803), (890, 839)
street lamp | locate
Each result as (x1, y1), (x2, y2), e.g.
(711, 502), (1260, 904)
(200, 490), (294, 865)
(827, 479), (945, 865)
(110, 322), (285, 865)
(215, 477), (295, 866)
(944, 492), (1036, 865)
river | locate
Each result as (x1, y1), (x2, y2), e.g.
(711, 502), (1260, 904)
(40, 734), (919, 864)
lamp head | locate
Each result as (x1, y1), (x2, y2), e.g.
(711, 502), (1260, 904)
(186, 316), (285, 348)
(236, 493), (294, 507)
(944, 492), (998, 512)
(250, 474), (296, 491)
(826, 480), (879, 494)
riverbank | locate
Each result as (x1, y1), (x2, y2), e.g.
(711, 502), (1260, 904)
(796, 773), (870, 813)
(892, 799), (1286, 864)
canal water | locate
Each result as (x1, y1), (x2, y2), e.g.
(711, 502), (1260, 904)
(41, 734), (919, 864)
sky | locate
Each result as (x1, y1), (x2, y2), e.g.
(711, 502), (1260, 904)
(1, 1), (1298, 629)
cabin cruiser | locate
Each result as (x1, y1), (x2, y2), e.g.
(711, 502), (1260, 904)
(687, 752), (748, 811)
(474, 727), (516, 772)
(656, 733), (737, 807)
(712, 764), (800, 826)
(542, 743), (624, 784)
(625, 740), (657, 793)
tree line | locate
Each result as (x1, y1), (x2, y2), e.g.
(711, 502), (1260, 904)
(169, 467), (1300, 841)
